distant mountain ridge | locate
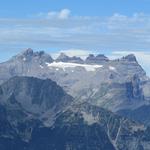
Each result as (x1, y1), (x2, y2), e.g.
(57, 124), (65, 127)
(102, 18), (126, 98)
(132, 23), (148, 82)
(17, 48), (138, 64)
(0, 48), (150, 125)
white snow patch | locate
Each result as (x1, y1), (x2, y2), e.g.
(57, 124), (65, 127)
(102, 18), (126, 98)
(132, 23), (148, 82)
(23, 57), (26, 61)
(40, 65), (44, 69)
(46, 62), (103, 72)
(131, 124), (146, 132)
(109, 66), (116, 71)
(91, 88), (99, 97)
(92, 88), (99, 94)
(81, 111), (99, 125)
(55, 68), (59, 71)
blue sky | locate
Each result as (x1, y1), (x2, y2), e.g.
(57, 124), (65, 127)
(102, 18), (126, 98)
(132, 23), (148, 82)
(0, 0), (150, 75)
(1, 0), (150, 17)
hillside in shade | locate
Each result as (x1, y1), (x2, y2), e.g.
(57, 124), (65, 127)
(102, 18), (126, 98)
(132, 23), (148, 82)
(0, 76), (150, 150)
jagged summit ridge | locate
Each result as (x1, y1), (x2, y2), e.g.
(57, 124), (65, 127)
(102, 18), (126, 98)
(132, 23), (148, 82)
(56, 52), (84, 63)
(85, 54), (109, 64)
(121, 54), (137, 62)
(22, 48), (34, 56)
(13, 48), (138, 64)
(13, 48), (53, 63)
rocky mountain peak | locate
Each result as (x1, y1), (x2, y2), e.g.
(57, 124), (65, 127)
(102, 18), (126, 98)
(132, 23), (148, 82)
(95, 54), (109, 61)
(15, 49), (53, 63)
(86, 54), (95, 59)
(34, 51), (45, 56)
(56, 53), (69, 62)
(85, 54), (96, 64)
(85, 54), (109, 64)
(22, 48), (34, 56)
(33, 51), (53, 63)
(122, 54), (137, 62)
(56, 53), (83, 63)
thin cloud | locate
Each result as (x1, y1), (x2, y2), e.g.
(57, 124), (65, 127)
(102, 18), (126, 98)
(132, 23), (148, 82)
(38, 9), (71, 20)
(0, 10), (150, 52)
(51, 49), (94, 59)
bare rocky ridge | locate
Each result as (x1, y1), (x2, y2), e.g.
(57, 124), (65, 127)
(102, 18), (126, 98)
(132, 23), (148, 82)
(0, 76), (150, 150)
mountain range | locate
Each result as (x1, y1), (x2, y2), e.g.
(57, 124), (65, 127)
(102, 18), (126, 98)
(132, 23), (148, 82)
(0, 49), (150, 123)
(0, 48), (150, 149)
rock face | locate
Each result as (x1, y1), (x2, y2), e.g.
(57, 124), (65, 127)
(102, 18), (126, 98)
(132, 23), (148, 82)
(0, 49), (150, 125)
(0, 76), (73, 122)
(126, 74), (144, 100)
(16, 48), (54, 64)
(0, 76), (74, 149)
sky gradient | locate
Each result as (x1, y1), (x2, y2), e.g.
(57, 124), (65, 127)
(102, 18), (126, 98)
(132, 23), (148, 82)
(0, 0), (150, 75)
